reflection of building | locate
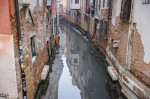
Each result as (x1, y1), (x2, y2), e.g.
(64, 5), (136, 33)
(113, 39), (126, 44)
(65, 26), (110, 99)
(58, 0), (67, 12)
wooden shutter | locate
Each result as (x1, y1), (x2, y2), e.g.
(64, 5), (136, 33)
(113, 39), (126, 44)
(99, 20), (103, 33)
(104, 21), (108, 35)
(120, 0), (132, 22)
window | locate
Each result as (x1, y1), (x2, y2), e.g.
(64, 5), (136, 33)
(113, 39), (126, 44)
(75, 0), (79, 4)
(59, 4), (63, 9)
(120, 0), (132, 22)
(99, 20), (103, 33)
(107, 0), (109, 7)
(74, 58), (78, 63)
(104, 21), (108, 35)
(30, 36), (35, 56)
(142, 0), (150, 4)
(103, 0), (105, 7)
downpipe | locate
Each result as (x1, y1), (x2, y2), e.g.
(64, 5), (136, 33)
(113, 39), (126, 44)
(14, 0), (27, 99)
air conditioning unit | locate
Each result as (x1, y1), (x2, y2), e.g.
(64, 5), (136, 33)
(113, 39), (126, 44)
(41, 65), (49, 80)
(113, 40), (120, 47)
(107, 66), (118, 81)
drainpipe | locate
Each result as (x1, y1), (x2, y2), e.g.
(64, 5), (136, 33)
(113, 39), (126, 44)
(14, 0), (27, 99)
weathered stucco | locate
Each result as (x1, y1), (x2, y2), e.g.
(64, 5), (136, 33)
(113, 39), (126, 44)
(25, 0), (43, 12)
(132, 0), (150, 64)
(0, 0), (11, 34)
(0, 35), (18, 99)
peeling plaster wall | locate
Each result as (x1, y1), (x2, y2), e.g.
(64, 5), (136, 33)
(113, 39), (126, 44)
(132, 0), (150, 64)
(0, 35), (18, 99)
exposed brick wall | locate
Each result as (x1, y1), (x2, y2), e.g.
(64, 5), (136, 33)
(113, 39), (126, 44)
(80, 14), (85, 30)
(108, 17), (129, 65)
(10, 16), (23, 98)
(11, 3), (49, 99)
(101, 9), (109, 20)
(97, 35), (107, 55)
(131, 29), (150, 87)
(116, 22), (129, 65)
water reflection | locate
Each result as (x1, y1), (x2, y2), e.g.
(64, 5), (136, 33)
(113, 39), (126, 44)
(58, 57), (81, 99)
(63, 25), (110, 99)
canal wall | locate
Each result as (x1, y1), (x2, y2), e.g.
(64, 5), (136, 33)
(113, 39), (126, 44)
(106, 47), (150, 99)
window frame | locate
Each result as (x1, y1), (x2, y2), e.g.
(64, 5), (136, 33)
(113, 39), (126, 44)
(142, 0), (150, 4)
(75, 0), (79, 4)
(30, 35), (36, 57)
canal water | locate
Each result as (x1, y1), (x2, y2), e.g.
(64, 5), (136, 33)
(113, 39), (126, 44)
(35, 20), (124, 99)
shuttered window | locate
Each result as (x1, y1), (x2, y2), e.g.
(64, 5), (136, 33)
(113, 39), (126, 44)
(108, 0), (112, 18)
(103, 0), (105, 7)
(120, 0), (132, 22)
(75, 0), (79, 4)
(99, 20), (103, 33)
(104, 21), (108, 35)
(107, 0), (109, 7)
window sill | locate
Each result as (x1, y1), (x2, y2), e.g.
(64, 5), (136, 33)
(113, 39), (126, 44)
(32, 56), (37, 64)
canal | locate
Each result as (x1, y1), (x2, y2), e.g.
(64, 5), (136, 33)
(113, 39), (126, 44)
(35, 20), (125, 99)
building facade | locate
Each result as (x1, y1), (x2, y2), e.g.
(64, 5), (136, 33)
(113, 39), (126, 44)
(0, 0), (58, 98)
(67, 0), (150, 98)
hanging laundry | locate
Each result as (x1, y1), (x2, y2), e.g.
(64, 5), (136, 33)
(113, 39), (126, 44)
(87, 6), (90, 14)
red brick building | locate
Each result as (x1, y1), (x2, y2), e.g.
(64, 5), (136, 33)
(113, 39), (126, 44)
(0, 0), (53, 98)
